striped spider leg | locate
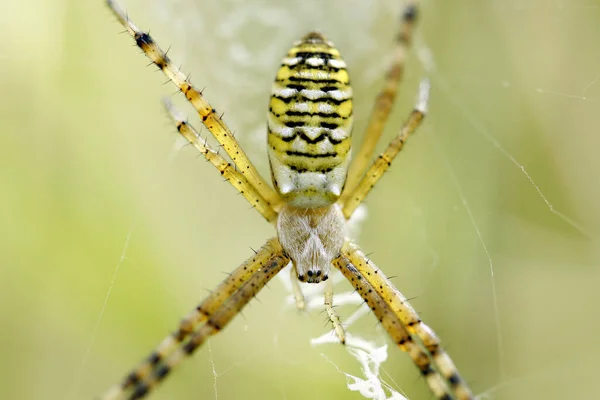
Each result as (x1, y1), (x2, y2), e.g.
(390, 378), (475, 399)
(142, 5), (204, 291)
(340, 0), (419, 204)
(100, 238), (289, 400)
(106, 0), (283, 218)
(334, 242), (473, 400)
(101, 1), (473, 399)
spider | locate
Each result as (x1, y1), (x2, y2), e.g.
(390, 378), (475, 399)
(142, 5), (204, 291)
(102, 1), (473, 399)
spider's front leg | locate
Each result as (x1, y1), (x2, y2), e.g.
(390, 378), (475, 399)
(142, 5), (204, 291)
(106, 0), (283, 214)
(100, 238), (289, 400)
(163, 99), (278, 223)
(341, 1), (420, 200)
(341, 79), (429, 219)
(332, 242), (474, 400)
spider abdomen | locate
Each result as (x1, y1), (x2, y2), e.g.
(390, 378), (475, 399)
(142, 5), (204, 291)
(268, 32), (353, 208)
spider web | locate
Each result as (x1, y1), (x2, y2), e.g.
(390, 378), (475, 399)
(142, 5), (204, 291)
(48, 1), (600, 400)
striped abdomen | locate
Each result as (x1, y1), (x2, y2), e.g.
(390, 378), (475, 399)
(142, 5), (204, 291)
(268, 32), (353, 208)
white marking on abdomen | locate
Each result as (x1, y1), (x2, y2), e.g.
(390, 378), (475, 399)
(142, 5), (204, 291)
(267, 113), (294, 137)
(328, 88), (353, 101)
(329, 127), (351, 141)
(305, 57), (325, 67)
(282, 56), (301, 66)
(328, 59), (346, 69)
(300, 89), (328, 100)
(272, 86), (298, 98)
(289, 102), (335, 114)
(297, 70), (328, 80)
(290, 102), (310, 113)
(317, 103), (335, 113)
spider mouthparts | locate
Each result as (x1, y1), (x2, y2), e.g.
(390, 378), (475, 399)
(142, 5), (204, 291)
(301, 269), (327, 283)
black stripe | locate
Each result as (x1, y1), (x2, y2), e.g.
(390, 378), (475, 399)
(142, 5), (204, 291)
(283, 61), (345, 73)
(293, 51), (335, 60)
(289, 164), (334, 173)
(288, 76), (344, 84)
(272, 129), (345, 145)
(287, 83), (306, 91)
(272, 94), (350, 106)
(284, 110), (343, 119)
(300, 131), (328, 144)
(320, 122), (339, 129)
(275, 110), (352, 121)
(286, 150), (337, 158)
(280, 130), (329, 145)
(321, 86), (339, 92)
(284, 121), (305, 128)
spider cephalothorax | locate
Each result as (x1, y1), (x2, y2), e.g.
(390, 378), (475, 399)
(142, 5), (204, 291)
(277, 204), (345, 283)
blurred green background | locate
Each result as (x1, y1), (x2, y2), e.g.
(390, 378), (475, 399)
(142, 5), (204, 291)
(1, 0), (599, 399)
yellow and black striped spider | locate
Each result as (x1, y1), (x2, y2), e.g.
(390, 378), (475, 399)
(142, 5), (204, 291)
(102, 1), (473, 399)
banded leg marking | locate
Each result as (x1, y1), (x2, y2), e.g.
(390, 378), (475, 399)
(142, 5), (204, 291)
(341, 2), (420, 201)
(338, 242), (474, 400)
(100, 238), (289, 400)
(163, 99), (278, 222)
(106, 0), (282, 212)
(333, 253), (454, 400)
(341, 80), (429, 219)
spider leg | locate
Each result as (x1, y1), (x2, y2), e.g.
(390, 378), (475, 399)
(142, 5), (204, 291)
(290, 265), (306, 310)
(100, 238), (290, 400)
(163, 99), (278, 222)
(106, 0), (283, 213)
(340, 79), (429, 219)
(325, 278), (346, 344)
(341, 2), (420, 202)
(333, 241), (474, 400)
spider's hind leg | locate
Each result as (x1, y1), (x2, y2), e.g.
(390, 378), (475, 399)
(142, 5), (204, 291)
(333, 241), (474, 400)
(100, 238), (290, 400)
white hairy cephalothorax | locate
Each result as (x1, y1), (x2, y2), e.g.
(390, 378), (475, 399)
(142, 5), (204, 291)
(277, 204), (346, 283)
